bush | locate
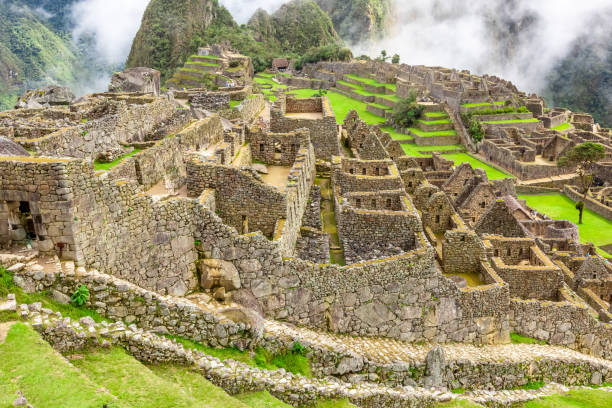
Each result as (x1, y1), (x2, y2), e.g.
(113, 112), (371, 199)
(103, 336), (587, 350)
(229, 60), (240, 68)
(390, 91), (424, 129)
(71, 285), (89, 307)
(294, 44), (353, 71)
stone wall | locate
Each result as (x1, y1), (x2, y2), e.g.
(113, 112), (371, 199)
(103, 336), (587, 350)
(248, 129), (308, 166)
(511, 286), (612, 360)
(296, 227), (330, 264)
(190, 92), (230, 111)
(187, 159), (287, 238)
(271, 95), (339, 160)
(565, 185), (612, 221)
(13, 266), (257, 349)
(18, 96), (175, 160)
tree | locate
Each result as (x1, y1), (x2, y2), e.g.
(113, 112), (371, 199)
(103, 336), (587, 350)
(575, 201), (585, 225)
(377, 50), (389, 62)
(391, 54), (400, 64)
(557, 142), (606, 199)
(390, 91), (424, 129)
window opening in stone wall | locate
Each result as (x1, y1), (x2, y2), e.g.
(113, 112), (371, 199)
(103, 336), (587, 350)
(260, 143), (265, 152)
(387, 199), (392, 208)
(435, 215), (440, 223)
(362, 168), (366, 175)
(372, 200), (376, 208)
(356, 198), (361, 208)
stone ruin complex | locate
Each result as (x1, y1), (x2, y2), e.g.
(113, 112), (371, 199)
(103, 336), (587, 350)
(1, 51), (612, 407)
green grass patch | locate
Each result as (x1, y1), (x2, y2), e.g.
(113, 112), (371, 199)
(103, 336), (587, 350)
(0, 266), (106, 323)
(344, 74), (396, 92)
(408, 128), (457, 137)
(401, 144), (465, 157)
(461, 101), (506, 108)
(326, 90), (386, 125)
(451, 388), (466, 394)
(72, 346), (203, 407)
(190, 54), (219, 60)
(369, 102), (392, 110)
(148, 363), (249, 407)
(235, 391), (292, 407)
(94, 148), (142, 171)
(418, 119), (452, 125)
(441, 153), (513, 180)
(230, 100), (242, 108)
(521, 381), (545, 390)
(552, 122), (572, 131)
(186, 60), (219, 67)
(522, 388), (612, 408)
(481, 118), (540, 124)
(166, 335), (312, 377)
(424, 111), (449, 118)
(315, 399), (359, 408)
(510, 332), (547, 345)
(1, 323), (119, 407)
(518, 194), (612, 257)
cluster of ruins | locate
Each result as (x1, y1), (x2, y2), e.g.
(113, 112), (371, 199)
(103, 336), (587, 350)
(1, 49), (612, 403)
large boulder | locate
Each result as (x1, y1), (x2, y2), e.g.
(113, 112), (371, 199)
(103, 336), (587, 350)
(109, 67), (161, 96)
(0, 137), (30, 156)
(15, 85), (75, 109)
(199, 259), (241, 291)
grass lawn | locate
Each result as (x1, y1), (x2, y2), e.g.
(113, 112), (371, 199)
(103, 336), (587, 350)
(552, 122), (572, 131)
(344, 74), (396, 92)
(408, 128), (457, 137)
(71, 347), (204, 408)
(148, 364), (250, 407)
(441, 153), (513, 180)
(370, 102), (392, 110)
(482, 118), (540, 124)
(418, 119), (452, 125)
(94, 148), (142, 171)
(518, 194), (612, 257)
(230, 100), (242, 108)
(425, 111), (449, 118)
(402, 144), (465, 157)
(235, 391), (292, 407)
(461, 101), (506, 108)
(190, 54), (219, 60)
(186, 60), (219, 67)
(0, 323), (120, 407)
(327, 90), (386, 125)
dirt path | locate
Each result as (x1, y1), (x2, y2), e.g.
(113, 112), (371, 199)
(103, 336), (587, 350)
(0, 322), (15, 344)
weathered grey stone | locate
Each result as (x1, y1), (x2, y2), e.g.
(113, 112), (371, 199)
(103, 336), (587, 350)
(423, 345), (446, 388)
(355, 302), (395, 327)
(199, 259), (241, 291)
(109, 67), (161, 96)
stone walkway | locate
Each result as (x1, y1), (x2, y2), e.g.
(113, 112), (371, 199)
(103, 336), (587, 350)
(264, 319), (612, 369)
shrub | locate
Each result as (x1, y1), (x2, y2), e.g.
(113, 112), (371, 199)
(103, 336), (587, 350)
(292, 341), (305, 355)
(294, 44), (353, 71)
(229, 60), (240, 68)
(71, 285), (89, 307)
(390, 91), (424, 129)
(391, 54), (400, 64)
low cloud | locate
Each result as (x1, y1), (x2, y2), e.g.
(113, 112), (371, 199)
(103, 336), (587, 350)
(70, 0), (149, 65)
(354, 0), (612, 94)
(219, 0), (286, 23)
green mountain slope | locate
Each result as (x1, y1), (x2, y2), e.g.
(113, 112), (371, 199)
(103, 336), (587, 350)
(315, 0), (393, 43)
(0, 1), (79, 110)
(127, 0), (342, 81)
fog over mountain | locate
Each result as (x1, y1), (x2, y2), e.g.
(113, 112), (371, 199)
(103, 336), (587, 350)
(353, 0), (612, 96)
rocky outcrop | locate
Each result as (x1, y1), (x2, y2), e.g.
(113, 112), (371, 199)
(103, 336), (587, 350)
(109, 67), (161, 96)
(14, 85), (75, 109)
